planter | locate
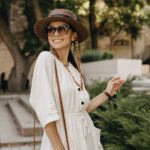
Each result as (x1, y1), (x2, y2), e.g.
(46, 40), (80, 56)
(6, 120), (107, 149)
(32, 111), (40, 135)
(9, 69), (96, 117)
(81, 59), (142, 85)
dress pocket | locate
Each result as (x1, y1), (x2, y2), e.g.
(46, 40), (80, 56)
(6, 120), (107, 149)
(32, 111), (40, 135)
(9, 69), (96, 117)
(93, 127), (104, 150)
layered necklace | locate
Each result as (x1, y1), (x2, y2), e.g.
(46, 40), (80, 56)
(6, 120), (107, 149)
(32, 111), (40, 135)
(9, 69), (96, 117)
(51, 49), (84, 90)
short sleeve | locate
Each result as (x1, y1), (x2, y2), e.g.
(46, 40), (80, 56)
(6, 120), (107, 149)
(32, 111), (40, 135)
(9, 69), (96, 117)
(29, 51), (60, 128)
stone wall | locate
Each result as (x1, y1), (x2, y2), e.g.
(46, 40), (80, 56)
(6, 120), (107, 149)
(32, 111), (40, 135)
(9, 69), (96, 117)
(82, 59), (143, 85)
(0, 40), (14, 79)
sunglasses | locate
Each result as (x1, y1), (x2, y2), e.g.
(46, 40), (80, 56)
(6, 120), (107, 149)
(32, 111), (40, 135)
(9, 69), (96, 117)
(45, 24), (71, 36)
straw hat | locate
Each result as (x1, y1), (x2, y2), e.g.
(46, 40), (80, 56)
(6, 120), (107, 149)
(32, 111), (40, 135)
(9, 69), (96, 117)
(34, 9), (88, 43)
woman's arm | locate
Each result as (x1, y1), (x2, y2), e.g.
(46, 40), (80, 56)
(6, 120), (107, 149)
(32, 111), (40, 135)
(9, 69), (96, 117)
(86, 92), (108, 113)
(44, 121), (65, 150)
(86, 76), (125, 113)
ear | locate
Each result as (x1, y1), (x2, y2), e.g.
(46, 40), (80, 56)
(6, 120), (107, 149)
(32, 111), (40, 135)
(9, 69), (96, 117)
(71, 32), (77, 41)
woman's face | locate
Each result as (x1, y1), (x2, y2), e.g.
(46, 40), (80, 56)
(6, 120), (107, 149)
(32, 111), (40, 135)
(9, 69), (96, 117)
(47, 21), (77, 50)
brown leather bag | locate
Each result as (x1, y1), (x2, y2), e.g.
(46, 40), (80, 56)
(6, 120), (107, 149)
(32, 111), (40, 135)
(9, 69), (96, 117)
(33, 59), (70, 150)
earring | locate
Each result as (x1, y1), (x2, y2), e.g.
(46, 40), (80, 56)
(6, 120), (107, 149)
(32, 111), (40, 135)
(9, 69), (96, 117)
(75, 41), (81, 72)
(70, 41), (75, 54)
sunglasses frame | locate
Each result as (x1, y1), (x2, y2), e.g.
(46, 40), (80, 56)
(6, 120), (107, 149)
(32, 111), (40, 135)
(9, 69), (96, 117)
(45, 24), (71, 36)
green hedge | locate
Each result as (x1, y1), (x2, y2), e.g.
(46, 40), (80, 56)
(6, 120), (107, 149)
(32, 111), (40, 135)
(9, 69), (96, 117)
(87, 78), (150, 150)
(81, 50), (114, 63)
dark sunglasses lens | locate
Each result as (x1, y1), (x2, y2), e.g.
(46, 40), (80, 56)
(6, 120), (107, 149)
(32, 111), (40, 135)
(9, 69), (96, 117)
(46, 25), (70, 36)
(57, 25), (69, 35)
(45, 26), (55, 35)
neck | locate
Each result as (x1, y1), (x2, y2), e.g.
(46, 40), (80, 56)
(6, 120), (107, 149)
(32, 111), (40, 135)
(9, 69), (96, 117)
(52, 47), (70, 65)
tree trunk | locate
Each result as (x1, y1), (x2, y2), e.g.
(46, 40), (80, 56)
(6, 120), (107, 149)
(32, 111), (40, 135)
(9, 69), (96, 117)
(32, 0), (43, 20)
(89, 0), (98, 49)
(109, 38), (113, 51)
(131, 39), (134, 58)
(9, 59), (30, 92)
(109, 27), (124, 51)
(0, 14), (23, 63)
(109, 36), (116, 51)
(0, 13), (31, 92)
(0, 0), (44, 92)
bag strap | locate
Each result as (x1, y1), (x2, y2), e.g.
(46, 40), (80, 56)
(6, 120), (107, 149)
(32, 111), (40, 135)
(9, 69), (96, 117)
(33, 59), (70, 150)
(33, 112), (36, 150)
(54, 59), (70, 150)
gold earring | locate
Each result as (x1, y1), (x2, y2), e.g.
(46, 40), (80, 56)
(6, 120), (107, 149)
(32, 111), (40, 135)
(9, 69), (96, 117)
(75, 41), (81, 72)
(70, 41), (75, 54)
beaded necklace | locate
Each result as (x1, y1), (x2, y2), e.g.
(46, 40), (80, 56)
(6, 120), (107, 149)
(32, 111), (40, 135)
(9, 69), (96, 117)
(51, 50), (84, 90)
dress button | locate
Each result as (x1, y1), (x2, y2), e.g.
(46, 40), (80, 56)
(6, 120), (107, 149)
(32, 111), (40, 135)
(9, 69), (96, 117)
(78, 88), (81, 91)
(81, 101), (84, 105)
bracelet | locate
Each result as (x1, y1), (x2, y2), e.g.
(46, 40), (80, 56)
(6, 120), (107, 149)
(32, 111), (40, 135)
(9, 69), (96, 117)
(103, 91), (111, 99)
(103, 91), (117, 101)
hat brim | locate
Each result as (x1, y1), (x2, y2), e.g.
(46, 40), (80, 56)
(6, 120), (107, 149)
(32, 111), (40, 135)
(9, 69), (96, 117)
(34, 16), (88, 43)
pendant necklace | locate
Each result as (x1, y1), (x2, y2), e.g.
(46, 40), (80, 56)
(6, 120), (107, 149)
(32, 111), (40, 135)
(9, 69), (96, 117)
(51, 50), (84, 90)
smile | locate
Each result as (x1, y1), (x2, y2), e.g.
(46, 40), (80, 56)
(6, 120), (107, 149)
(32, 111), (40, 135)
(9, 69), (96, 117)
(52, 39), (63, 43)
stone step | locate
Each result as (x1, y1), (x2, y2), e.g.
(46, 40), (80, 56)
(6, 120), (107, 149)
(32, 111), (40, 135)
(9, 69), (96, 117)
(132, 79), (150, 88)
(19, 96), (40, 123)
(132, 87), (150, 92)
(0, 136), (41, 147)
(0, 99), (42, 147)
(7, 99), (43, 136)
(0, 144), (40, 150)
(19, 96), (36, 116)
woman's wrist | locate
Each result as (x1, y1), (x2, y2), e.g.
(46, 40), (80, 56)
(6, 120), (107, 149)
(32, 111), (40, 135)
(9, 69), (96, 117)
(103, 90), (117, 101)
(103, 91), (111, 99)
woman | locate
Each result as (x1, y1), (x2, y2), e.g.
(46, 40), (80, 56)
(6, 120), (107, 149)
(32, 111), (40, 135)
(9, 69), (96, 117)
(29, 8), (125, 150)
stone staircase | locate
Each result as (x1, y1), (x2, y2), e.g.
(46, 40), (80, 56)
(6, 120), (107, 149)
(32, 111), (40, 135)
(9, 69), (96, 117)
(132, 77), (150, 93)
(0, 94), (42, 150)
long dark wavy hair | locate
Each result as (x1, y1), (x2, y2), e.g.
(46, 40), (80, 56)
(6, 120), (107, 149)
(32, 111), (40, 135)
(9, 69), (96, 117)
(68, 50), (79, 71)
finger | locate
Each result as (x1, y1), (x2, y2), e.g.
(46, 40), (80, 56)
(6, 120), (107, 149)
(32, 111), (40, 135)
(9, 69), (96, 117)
(114, 87), (120, 92)
(115, 83), (124, 89)
(112, 79), (125, 84)
(114, 83), (124, 89)
(113, 82), (124, 89)
(111, 76), (121, 82)
(114, 84), (122, 88)
(111, 80), (125, 93)
(113, 85), (121, 91)
(112, 82), (123, 87)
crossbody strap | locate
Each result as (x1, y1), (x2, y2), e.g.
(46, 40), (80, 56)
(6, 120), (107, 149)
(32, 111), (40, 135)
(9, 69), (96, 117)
(33, 59), (70, 150)
(54, 59), (70, 150)
(33, 112), (36, 150)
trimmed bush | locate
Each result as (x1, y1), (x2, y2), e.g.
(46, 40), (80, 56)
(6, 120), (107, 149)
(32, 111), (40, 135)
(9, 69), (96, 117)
(81, 50), (114, 63)
(81, 50), (102, 63)
(102, 51), (114, 60)
(87, 78), (150, 150)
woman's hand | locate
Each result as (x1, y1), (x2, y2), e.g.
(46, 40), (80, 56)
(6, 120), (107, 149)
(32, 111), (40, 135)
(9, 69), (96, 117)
(105, 76), (125, 96)
(86, 76), (125, 113)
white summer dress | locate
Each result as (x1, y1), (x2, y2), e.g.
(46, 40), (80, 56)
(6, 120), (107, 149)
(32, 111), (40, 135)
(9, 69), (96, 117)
(29, 51), (103, 150)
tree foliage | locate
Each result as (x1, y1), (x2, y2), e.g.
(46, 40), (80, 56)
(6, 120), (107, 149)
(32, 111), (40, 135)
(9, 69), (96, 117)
(0, 0), (88, 55)
(97, 0), (150, 50)
(0, 0), (88, 92)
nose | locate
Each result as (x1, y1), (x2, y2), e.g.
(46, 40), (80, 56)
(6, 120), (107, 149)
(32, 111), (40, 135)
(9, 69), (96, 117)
(53, 29), (59, 36)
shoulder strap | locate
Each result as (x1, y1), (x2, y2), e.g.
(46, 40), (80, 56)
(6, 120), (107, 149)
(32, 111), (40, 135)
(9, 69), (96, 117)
(33, 59), (70, 150)
(54, 59), (70, 150)
(33, 112), (36, 150)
